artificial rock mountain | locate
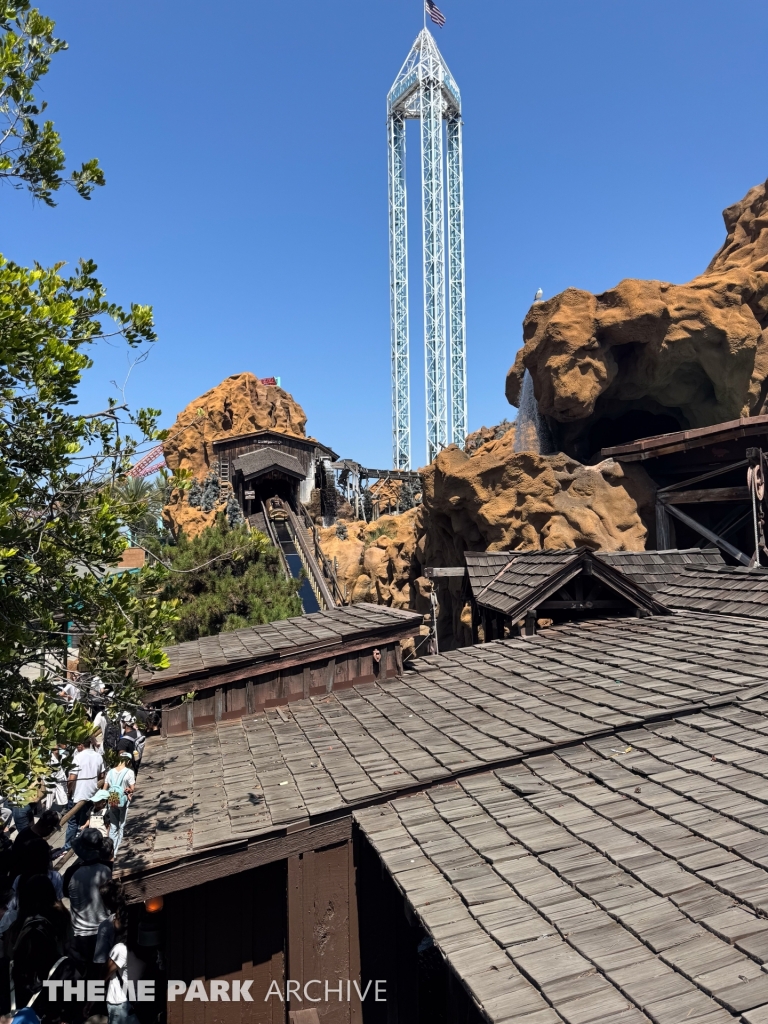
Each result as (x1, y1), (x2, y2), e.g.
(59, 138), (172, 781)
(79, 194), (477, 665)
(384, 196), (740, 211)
(162, 372), (307, 537)
(161, 180), (768, 644)
(507, 178), (768, 461)
(325, 428), (653, 647)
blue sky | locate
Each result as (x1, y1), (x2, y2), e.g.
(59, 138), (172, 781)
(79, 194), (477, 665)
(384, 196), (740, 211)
(4, 0), (768, 469)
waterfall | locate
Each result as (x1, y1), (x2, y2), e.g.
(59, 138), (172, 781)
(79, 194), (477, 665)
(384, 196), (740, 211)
(513, 370), (554, 455)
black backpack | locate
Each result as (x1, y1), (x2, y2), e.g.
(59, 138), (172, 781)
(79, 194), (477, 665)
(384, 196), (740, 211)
(103, 719), (121, 752)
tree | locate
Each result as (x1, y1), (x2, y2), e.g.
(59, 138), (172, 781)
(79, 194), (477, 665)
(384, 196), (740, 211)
(0, 1), (104, 203)
(152, 516), (303, 642)
(111, 475), (171, 546)
(0, 256), (180, 801)
(0, 3), (178, 802)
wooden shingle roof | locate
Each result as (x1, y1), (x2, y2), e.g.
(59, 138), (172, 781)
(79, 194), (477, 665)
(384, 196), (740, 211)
(232, 446), (305, 480)
(122, 613), (768, 882)
(465, 551), (515, 598)
(659, 564), (768, 619)
(472, 548), (669, 619)
(357, 693), (768, 1023)
(598, 547), (725, 593)
(135, 604), (421, 688)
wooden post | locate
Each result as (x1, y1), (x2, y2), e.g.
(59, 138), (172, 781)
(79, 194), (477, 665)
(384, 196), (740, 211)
(656, 500), (673, 550)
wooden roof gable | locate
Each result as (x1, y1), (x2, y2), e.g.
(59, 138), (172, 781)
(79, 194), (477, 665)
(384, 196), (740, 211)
(232, 446), (305, 481)
(464, 551), (515, 598)
(473, 547), (670, 620)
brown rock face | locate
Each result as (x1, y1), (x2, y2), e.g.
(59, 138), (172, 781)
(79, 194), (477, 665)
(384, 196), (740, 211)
(162, 373), (307, 537)
(319, 429), (655, 650)
(163, 372), (307, 479)
(507, 180), (768, 460)
(421, 435), (653, 559)
(463, 420), (515, 454)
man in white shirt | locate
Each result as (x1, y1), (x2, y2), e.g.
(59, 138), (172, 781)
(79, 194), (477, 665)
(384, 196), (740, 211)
(92, 703), (108, 753)
(58, 679), (81, 705)
(63, 740), (105, 852)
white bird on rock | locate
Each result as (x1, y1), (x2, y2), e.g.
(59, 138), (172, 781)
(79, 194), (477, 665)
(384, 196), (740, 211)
(534, 288), (543, 302)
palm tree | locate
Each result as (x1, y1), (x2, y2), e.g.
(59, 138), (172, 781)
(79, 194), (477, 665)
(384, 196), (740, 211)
(112, 475), (167, 544)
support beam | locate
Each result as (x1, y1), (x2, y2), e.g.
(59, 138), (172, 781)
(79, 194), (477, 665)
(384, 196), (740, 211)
(658, 458), (748, 494)
(663, 502), (751, 565)
(446, 113), (467, 448)
(388, 113), (410, 470)
(421, 74), (447, 464)
(656, 501), (674, 549)
(661, 486), (750, 504)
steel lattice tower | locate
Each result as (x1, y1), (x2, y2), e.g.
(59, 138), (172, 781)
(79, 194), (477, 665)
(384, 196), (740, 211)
(387, 29), (467, 468)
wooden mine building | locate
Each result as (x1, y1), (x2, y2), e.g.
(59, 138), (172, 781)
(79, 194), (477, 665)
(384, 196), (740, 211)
(213, 429), (338, 518)
(120, 567), (768, 1024)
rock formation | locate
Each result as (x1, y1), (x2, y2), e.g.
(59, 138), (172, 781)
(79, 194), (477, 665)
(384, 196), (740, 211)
(319, 426), (655, 649)
(507, 179), (768, 461)
(162, 373), (307, 537)
(463, 420), (515, 454)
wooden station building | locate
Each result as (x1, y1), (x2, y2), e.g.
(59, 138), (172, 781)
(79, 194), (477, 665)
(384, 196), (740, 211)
(213, 429), (338, 518)
(121, 568), (768, 1024)
(136, 605), (422, 735)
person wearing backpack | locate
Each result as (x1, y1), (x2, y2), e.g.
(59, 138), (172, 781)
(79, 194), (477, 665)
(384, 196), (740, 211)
(102, 717), (121, 754)
(8, 874), (71, 1012)
(103, 754), (135, 856)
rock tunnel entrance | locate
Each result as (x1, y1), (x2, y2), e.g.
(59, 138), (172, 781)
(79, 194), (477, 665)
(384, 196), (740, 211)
(587, 410), (684, 459)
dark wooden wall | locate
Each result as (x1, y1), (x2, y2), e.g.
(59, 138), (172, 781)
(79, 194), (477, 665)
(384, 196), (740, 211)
(163, 841), (363, 1024)
(287, 841), (362, 1024)
(355, 834), (483, 1024)
(160, 645), (402, 736)
(165, 860), (287, 1024)
(217, 437), (316, 485)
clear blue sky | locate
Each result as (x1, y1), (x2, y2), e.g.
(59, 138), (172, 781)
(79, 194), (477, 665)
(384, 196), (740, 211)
(4, 0), (768, 469)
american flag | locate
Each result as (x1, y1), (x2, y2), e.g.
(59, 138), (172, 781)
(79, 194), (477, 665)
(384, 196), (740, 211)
(426, 0), (446, 27)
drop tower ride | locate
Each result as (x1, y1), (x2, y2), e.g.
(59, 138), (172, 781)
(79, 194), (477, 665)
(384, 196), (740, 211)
(388, 28), (467, 468)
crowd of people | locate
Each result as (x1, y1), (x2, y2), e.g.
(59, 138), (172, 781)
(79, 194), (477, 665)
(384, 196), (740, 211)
(0, 679), (156, 1024)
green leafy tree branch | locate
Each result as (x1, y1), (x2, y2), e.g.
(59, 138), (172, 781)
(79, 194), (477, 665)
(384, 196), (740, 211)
(0, 1), (104, 203)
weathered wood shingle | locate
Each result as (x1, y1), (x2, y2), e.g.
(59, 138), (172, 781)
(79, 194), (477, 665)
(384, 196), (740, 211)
(357, 691), (768, 1022)
(122, 612), (768, 877)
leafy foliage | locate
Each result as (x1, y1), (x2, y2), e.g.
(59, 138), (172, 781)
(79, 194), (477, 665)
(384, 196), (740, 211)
(0, 1), (104, 203)
(111, 475), (171, 546)
(0, 256), (179, 801)
(152, 516), (303, 642)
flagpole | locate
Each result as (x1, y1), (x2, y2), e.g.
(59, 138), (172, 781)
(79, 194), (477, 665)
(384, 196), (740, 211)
(423, 0), (427, 30)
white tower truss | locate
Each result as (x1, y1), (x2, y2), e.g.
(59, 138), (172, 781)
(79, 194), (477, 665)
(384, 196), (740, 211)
(387, 29), (467, 467)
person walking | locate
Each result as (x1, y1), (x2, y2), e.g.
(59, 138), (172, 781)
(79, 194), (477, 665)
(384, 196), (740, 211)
(64, 830), (111, 972)
(91, 704), (108, 754)
(62, 741), (104, 853)
(7, 873), (71, 1013)
(11, 813), (60, 878)
(103, 755), (134, 856)
(105, 905), (140, 1024)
